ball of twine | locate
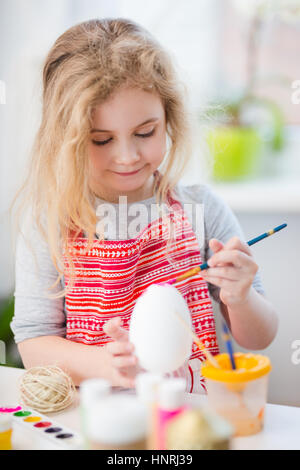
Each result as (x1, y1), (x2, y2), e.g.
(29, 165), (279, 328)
(19, 366), (77, 413)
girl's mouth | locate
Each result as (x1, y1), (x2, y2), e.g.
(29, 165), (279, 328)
(112, 167), (145, 176)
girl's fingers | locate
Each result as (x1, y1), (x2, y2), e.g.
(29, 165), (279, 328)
(202, 266), (239, 281)
(223, 236), (252, 256)
(208, 237), (254, 268)
(106, 340), (134, 356)
(112, 354), (138, 369)
(103, 317), (129, 342)
(111, 368), (136, 388)
(203, 274), (251, 296)
(117, 373), (136, 389)
(201, 275), (236, 289)
(208, 249), (255, 270)
(209, 239), (224, 252)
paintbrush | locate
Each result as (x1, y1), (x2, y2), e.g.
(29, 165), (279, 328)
(161, 223), (287, 286)
(173, 310), (220, 369)
(221, 319), (236, 369)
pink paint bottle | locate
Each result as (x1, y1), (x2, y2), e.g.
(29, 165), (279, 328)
(156, 377), (189, 450)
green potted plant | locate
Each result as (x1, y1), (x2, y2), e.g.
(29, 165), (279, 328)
(205, 0), (299, 182)
(206, 95), (284, 181)
(0, 295), (23, 368)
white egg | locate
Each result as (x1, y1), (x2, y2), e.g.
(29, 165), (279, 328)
(129, 284), (193, 374)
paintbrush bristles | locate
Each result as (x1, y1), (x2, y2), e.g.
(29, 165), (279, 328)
(175, 267), (201, 283)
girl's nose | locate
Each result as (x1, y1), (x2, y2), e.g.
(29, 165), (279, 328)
(113, 140), (141, 166)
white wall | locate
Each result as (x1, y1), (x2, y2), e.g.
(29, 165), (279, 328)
(0, 0), (121, 297)
(120, 0), (220, 106)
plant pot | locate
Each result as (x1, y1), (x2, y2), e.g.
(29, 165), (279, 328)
(207, 126), (263, 182)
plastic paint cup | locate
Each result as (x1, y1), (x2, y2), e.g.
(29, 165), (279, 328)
(87, 394), (147, 450)
(201, 353), (271, 437)
(79, 378), (111, 449)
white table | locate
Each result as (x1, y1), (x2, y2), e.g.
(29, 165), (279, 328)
(1, 366), (300, 450)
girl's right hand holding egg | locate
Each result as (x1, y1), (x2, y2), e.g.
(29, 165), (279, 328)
(102, 317), (140, 388)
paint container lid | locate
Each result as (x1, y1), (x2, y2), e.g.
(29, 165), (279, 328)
(135, 372), (164, 404)
(0, 412), (12, 432)
(80, 378), (111, 407)
(157, 377), (186, 410)
(88, 394), (147, 445)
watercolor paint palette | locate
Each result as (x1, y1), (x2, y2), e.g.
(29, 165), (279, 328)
(0, 406), (83, 450)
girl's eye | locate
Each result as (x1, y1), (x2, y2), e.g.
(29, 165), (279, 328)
(92, 138), (112, 146)
(92, 129), (155, 146)
(136, 129), (155, 139)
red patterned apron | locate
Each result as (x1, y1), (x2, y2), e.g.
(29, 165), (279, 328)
(62, 180), (219, 393)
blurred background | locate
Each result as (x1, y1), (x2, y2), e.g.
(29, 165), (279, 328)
(0, 0), (299, 406)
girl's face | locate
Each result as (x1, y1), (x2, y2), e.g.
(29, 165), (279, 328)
(88, 86), (167, 203)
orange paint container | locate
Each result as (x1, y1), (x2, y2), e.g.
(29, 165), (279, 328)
(201, 353), (271, 437)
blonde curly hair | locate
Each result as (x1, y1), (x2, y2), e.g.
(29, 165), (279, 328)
(10, 18), (198, 299)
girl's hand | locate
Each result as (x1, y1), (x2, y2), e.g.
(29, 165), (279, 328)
(201, 236), (259, 308)
(102, 317), (141, 389)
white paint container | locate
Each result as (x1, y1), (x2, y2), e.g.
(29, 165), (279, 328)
(86, 394), (147, 450)
(79, 378), (111, 448)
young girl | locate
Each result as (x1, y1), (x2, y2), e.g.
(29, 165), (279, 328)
(10, 18), (278, 393)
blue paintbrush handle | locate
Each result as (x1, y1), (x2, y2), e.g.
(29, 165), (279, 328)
(247, 223), (287, 246)
(199, 223), (287, 272)
(222, 320), (236, 370)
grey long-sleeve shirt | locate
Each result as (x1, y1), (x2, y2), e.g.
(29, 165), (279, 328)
(10, 183), (265, 344)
